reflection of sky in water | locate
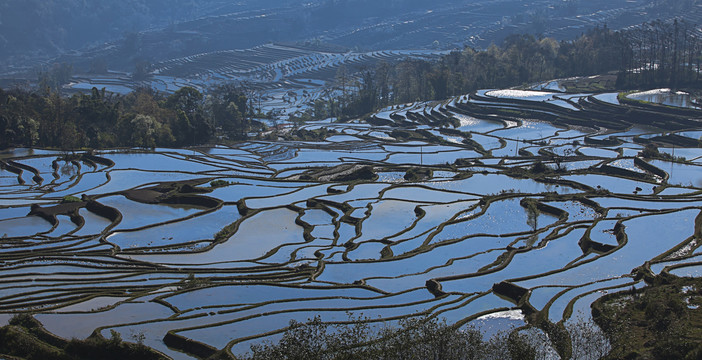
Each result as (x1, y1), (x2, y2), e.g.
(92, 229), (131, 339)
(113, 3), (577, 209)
(628, 89), (701, 109)
(3, 85), (702, 355)
(649, 159), (702, 187)
(593, 92), (619, 104)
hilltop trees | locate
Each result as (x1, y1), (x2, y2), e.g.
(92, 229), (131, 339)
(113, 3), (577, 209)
(37, 63), (74, 94)
(0, 88), (40, 148)
(621, 19), (702, 87)
(0, 85), (250, 150)
(166, 86), (213, 145)
(336, 20), (702, 119)
(208, 83), (250, 139)
(336, 32), (583, 115)
(336, 32), (576, 114)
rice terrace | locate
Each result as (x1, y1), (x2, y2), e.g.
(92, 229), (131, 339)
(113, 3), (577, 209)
(2, 83), (702, 358)
(2, 0), (702, 359)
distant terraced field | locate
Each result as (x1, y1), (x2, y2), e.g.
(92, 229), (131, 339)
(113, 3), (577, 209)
(67, 43), (447, 120)
(154, 44), (444, 84)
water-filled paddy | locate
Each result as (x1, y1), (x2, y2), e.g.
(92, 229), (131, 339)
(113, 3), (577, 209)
(627, 88), (701, 109)
(2, 87), (701, 358)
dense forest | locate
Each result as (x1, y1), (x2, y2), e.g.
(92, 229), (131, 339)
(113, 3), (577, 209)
(0, 85), (251, 149)
(337, 20), (702, 118)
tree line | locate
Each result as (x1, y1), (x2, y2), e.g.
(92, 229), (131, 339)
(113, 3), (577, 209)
(0, 84), (252, 149)
(3, 19), (701, 149)
(335, 19), (702, 118)
(620, 19), (702, 87)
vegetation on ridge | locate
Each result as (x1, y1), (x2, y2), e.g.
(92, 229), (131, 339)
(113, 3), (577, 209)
(0, 314), (165, 360)
(0, 84), (252, 149)
(3, 18), (702, 149)
(338, 20), (702, 118)
(593, 276), (702, 360)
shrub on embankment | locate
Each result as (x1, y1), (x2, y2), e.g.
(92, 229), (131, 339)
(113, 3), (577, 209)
(0, 314), (166, 360)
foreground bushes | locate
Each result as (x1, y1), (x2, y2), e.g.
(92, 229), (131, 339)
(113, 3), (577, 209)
(0, 314), (165, 360)
(4, 274), (698, 360)
(243, 314), (609, 360)
(0, 312), (612, 360)
(593, 276), (702, 360)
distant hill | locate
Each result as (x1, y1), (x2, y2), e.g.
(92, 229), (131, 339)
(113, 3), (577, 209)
(2, 0), (702, 77)
(0, 0), (309, 63)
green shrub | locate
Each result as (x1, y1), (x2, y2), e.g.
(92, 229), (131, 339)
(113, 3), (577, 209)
(8, 313), (39, 329)
(530, 161), (549, 173)
(210, 180), (231, 188)
(404, 167), (432, 181)
(639, 144), (660, 158)
(1, 314), (165, 360)
(246, 315), (558, 360)
(61, 195), (82, 203)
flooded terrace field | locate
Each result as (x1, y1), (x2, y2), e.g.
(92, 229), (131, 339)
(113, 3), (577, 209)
(1, 88), (702, 359)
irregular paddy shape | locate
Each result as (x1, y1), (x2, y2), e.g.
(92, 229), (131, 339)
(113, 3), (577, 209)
(453, 113), (505, 133)
(164, 284), (382, 310)
(3, 88), (702, 357)
(485, 90), (557, 101)
(99, 195), (203, 231)
(206, 183), (297, 202)
(490, 120), (561, 140)
(0, 215), (53, 237)
(0, 206), (31, 221)
(129, 207), (303, 265)
(648, 159), (702, 187)
(517, 210), (698, 290)
(35, 300), (174, 340)
(426, 173), (573, 195)
(578, 147), (619, 158)
(561, 174), (656, 195)
(108, 206), (240, 250)
(627, 88), (701, 109)
(103, 152), (226, 172)
(85, 170), (203, 195)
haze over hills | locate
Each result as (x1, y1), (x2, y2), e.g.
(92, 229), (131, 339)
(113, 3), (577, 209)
(2, 0), (700, 127)
(2, 0), (701, 77)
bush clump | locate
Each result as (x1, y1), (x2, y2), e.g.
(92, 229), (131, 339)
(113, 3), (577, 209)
(209, 180), (232, 188)
(639, 144), (661, 158)
(593, 276), (702, 359)
(245, 315), (563, 360)
(61, 195), (82, 203)
(332, 166), (376, 182)
(0, 314), (166, 360)
(404, 167), (433, 181)
(530, 161), (550, 174)
(639, 144), (687, 162)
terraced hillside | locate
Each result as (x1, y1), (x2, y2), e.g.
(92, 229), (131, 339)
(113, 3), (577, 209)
(1, 86), (701, 359)
(5, 0), (702, 81)
(67, 43), (447, 120)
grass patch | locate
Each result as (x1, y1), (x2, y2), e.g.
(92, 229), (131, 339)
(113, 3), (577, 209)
(593, 275), (702, 359)
(61, 195), (82, 203)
